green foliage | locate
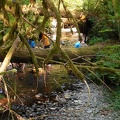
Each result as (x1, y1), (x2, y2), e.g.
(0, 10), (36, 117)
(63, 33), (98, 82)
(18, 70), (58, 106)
(80, 0), (120, 41)
(87, 71), (102, 85)
(0, 93), (5, 100)
(87, 45), (120, 86)
(98, 45), (120, 68)
(20, 0), (29, 5)
(96, 45), (120, 86)
(89, 36), (105, 45)
(106, 87), (120, 111)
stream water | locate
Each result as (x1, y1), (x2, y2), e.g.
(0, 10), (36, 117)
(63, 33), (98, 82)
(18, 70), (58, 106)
(3, 64), (76, 105)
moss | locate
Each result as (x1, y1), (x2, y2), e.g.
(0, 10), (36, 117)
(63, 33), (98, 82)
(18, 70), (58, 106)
(46, 65), (73, 93)
(0, 94), (5, 99)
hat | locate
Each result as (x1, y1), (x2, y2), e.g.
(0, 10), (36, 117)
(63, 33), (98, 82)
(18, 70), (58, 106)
(80, 15), (86, 20)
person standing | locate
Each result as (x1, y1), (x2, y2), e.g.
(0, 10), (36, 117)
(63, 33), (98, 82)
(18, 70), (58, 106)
(78, 14), (93, 43)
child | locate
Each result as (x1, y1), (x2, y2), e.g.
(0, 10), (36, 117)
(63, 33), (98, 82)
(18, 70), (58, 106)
(74, 41), (82, 48)
(28, 38), (36, 48)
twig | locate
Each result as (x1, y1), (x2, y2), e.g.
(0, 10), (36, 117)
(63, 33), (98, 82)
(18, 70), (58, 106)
(0, 69), (17, 75)
(22, 16), (36, 28)
(86, 68), (117, 96)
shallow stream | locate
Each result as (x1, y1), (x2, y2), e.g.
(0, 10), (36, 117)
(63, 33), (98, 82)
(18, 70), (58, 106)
(4, 64), (76, 105)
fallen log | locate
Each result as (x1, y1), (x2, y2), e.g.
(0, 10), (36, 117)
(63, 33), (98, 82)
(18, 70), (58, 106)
(0, 45), (104, 64)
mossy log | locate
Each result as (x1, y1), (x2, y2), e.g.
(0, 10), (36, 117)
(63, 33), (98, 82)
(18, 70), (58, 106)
(0, 45), (103, 64)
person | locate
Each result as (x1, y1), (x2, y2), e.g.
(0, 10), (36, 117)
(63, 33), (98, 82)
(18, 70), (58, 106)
(28, 38), (36, 48)
(38, 32), (50, 49)
(78, 14), (93, 43)
(74, 40), (82, 48)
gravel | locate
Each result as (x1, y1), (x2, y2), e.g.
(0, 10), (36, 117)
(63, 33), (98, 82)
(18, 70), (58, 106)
(10, 80), (120, 120)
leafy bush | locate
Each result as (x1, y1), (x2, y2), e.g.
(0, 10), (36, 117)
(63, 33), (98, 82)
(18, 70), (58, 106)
(88, 45), (120, 86)
(89, 36), (105, 45)
(106, 87), (120, 111)
(97, 45), (120, 86)
(97, 45), (120, 69)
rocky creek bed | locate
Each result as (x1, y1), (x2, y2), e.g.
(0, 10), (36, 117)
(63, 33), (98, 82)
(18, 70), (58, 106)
(1, 79), (119, 120)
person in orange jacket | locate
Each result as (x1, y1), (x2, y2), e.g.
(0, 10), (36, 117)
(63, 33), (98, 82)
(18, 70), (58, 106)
(38, 32), (50, 49)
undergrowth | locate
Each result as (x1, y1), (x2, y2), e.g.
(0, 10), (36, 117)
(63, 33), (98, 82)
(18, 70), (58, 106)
(89, 36), (106, 45)
(88, 44), (120, 86)
(106, 86), (120, 111)
(88, 44), (120, 111)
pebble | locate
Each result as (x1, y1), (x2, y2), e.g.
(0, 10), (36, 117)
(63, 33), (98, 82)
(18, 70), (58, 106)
(86, 109), (93, 113)
(9, 82), (120, 120)
(64, 92), (71, 99)
(49, 107), (57, 110)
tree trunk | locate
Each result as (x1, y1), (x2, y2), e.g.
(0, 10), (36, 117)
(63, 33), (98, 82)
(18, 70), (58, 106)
(0, 36), (20, 91)
(0, 45), (103, 63)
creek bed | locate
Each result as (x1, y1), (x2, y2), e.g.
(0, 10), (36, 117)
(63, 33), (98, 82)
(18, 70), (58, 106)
(0, 65), (120, 120)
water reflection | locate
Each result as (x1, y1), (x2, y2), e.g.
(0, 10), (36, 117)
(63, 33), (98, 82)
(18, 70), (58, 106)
(3, 64), (75, 105)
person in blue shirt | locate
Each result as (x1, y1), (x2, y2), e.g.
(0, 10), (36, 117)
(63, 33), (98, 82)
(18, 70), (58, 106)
(74, 41), (82, 48)
(28, 38), (36, 48)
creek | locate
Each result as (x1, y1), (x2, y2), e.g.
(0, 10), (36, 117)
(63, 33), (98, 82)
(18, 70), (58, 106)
(1, 26), (119, 120)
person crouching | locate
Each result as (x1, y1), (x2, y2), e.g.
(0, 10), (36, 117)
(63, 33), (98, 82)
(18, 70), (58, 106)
(38, 32), (50, 49)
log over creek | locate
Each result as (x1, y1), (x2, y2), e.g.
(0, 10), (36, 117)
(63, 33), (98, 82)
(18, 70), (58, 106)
(0, 45), (103, 64)
(0, 25), (104, 64)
